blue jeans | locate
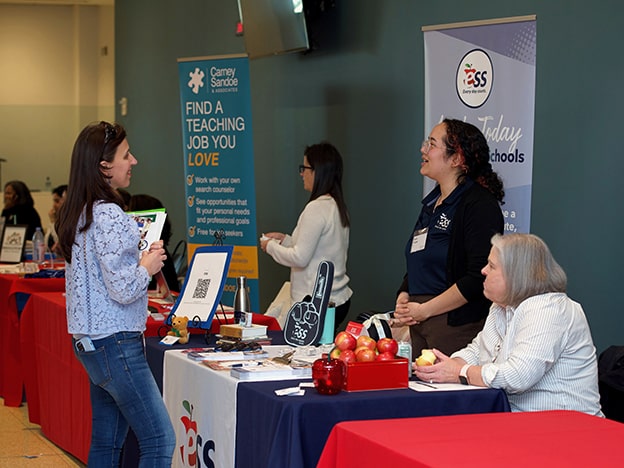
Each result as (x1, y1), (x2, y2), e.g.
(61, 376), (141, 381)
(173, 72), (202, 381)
(74, 332), (175, 467)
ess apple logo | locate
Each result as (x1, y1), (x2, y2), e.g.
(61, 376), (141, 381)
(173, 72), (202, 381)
(455, 48), (493, 108)
(179, 400), (198, 466)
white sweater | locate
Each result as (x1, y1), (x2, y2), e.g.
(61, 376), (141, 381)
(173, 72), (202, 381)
(266, 195), (352, 307)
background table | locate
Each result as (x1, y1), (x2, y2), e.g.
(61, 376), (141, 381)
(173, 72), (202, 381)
(235, 381), (510, 468)
(20, 291), (92, 462)
(317, 410), (624, 467)
(0, 273), (65, 407)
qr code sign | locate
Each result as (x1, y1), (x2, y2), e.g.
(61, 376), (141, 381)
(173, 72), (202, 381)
(192, 278), (211, 299)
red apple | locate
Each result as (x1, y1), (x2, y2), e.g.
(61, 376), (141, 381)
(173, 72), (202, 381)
(375, 351), (395, 361)
(356, 335), (377, 351)
(355, 347), (376, 362)
(338, 349), (356, 364)
(376, 337), (398, 355)
(334, 331), (357, 351)
(329, 347), (341, 359)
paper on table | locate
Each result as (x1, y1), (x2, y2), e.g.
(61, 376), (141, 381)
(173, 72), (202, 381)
(200, 351), (268, 361)
(230, 361), (312, 381)
(274, 379), (317, 396)
(409, 381), (484, 392)
(274, 386), (305, 396)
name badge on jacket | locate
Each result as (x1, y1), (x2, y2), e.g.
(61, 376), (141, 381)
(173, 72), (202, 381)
(410, 228), (428, 253)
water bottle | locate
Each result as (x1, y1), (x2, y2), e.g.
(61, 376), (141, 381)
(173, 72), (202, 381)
(318, 302), (336, 344)
(233, 276), (251, 326)
(32, 227), (45, 264)
(397, 341), (413, 378)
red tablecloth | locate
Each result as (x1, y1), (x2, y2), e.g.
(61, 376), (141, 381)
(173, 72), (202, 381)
(20, 291), (91, 462)
(0, 273), (65, 407)
(317, 410), (624, 467)
(18, 290), (280, 463)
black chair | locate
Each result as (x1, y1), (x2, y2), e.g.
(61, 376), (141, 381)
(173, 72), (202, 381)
(598, 345), (624, 422)
(171, 239), (187, 286)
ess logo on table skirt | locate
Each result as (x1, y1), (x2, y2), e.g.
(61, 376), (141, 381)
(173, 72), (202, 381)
(178, 399), (216, 467)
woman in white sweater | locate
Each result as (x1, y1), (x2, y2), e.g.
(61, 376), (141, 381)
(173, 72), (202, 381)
(261, 142), (352, 332)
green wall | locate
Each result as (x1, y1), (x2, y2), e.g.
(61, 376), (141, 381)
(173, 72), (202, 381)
(115, 0), (624, 353)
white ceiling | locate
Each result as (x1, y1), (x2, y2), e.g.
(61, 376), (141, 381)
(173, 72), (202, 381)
(0, 0), (113, 5)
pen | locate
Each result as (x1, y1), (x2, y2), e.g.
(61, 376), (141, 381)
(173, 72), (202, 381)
(414, 380), (437, 389)
(231, 362), (261, 368)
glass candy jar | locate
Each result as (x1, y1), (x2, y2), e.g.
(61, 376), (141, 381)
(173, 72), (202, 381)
(312, 356), (346, 395)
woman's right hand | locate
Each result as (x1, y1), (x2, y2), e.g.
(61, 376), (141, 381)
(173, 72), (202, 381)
(140, 247), (167, 276)
(260, 232), (285, 252)
(394, 291), (420, 325)
(394, 292), (410, 313)
(264, 232), (285, 241)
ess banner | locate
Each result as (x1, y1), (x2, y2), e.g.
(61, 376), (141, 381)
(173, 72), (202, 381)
(178, 54), (259, 310)
(424, 16), (536, 233)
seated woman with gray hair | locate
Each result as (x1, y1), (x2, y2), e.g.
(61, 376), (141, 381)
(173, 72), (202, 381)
(414, 233), (603, 415)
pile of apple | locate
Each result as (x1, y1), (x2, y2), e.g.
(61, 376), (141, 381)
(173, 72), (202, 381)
(329, 331), (399, 363)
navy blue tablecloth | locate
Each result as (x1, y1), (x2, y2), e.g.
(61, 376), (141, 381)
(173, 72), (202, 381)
(235, 381), (510, 468)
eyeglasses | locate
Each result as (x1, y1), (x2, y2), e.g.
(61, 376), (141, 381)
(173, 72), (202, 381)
(298, 164), (313, 174)
(421, 138), (449, 154)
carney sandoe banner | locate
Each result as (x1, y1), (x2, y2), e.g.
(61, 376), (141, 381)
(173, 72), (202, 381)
(424, 16), (536, 233)
(178, 54), (259, 311)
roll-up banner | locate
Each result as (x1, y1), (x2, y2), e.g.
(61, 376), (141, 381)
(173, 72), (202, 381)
(424, 16), (536, 233)
(178, 54), (259, 311)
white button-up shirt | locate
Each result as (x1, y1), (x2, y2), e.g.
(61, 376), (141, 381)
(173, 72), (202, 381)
(453, 292), (603, 415)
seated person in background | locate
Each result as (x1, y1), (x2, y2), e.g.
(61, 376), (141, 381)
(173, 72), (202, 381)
(2, 180), (42, 239)
(127, 194), (179, 292)
(45, 184), (67, 254)
(414, 233), (603, 416)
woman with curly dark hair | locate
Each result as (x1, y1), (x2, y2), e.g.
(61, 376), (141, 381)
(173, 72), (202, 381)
(393, 118), (504, 355)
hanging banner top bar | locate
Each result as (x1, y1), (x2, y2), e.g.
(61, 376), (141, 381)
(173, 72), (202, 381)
(422, 14), (536, 32)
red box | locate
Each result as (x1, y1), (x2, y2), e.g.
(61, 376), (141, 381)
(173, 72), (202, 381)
(343, 358), (409, 392)
(345, 321), (364, 337)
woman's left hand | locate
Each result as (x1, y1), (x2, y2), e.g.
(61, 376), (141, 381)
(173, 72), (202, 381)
(148, 240), (164, 252)
(413, 350), (461, 383)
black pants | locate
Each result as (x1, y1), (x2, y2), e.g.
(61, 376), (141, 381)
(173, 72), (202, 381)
(334, 299), (351, 334)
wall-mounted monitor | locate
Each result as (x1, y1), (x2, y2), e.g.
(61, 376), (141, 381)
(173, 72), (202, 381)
(238, 0), (309, 59)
